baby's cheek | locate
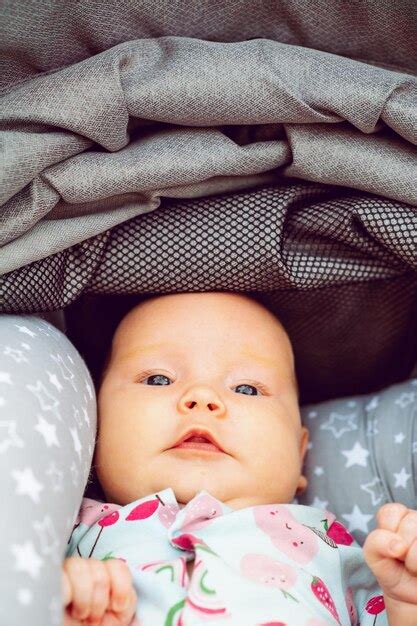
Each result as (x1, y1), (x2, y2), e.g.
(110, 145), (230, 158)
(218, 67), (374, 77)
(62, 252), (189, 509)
(268, 434), (303, 488)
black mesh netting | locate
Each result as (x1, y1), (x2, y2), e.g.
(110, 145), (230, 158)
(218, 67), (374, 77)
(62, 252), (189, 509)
(3, 181), (416, 403)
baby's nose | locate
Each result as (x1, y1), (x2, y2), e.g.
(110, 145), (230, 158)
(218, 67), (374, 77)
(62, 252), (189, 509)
(184, 399), (219, 411)
(178, 385), (226, 417)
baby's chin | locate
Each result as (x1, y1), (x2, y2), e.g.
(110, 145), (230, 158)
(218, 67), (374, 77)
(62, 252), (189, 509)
(166, 474), (225, 506)
(101, 475), (294, 510)
(101, 469), (228, 507)
(158, 475), (280, 510)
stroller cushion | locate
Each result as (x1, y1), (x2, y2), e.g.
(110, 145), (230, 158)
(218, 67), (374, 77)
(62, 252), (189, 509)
(299, 378), (417, 543)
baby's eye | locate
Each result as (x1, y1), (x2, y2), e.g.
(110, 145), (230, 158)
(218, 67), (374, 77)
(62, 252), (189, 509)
(142, 374), (172, 386)
(233, 384), (261, 396)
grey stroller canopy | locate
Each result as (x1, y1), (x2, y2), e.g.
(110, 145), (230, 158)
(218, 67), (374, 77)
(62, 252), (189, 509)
(1, 0), (416, 403)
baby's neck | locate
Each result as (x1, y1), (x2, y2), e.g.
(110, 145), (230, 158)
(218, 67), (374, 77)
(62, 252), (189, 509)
(177, 494), (292, 510)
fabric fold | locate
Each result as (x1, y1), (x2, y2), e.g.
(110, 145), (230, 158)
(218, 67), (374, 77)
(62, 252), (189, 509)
(1, 36), (416, 270)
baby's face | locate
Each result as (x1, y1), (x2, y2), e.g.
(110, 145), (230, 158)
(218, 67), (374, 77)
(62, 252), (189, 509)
(96, 292), (308, 509)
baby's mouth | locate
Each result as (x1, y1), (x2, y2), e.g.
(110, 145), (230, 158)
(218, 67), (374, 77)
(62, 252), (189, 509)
(170, 432), (225, 454)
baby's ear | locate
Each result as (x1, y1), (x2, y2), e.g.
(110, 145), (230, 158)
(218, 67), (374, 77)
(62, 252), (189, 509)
(300, 426), (309, 462)
(296, 474), (308, 495)
(296, 427), (309, 496)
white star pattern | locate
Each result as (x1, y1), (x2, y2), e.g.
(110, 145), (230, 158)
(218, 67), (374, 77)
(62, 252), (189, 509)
(307, 441), (313, 450)
(26, 381), (60, 418)
(69, 426), (82, 459)
(395, 392), (416, 409)
(3, 346), (28, 363)
(395, 432), (406, 444)
(12, 467), (44, 503)
(46, 371), (63, 392)
(15, 325), (36, 337)
(72, 406), (83, 427)
(342, 505), (373, 533)
(34, 415), (60, 447)
(365, 396), (379, 412)
(342, 441), (370, 468)
(70, 507), (80, 530)
(308, 410), (318, 419)
(361, 477), (384, 506)
(65, 515), (74, 533)
(11, 541), (43, 579)
(82, 406), (90, 426)
(20, 342), (31, 350)
(70, 461), (80, 486)
(394, 467), (411, 489)
(33, 516), (60, 563)
(51, 354), (77, 390)
(84, 460), (92, 480)
(366, 418), (379, 436)
(46, 461), (64, 493)
(0, 420), (24, 453)
(37, 325), (50, 337)
(313, 466), (324, 476)
(85, 381), (93, 400)
(50, 595), (62, 625)
(320, 411), (358, 438)
(17, 588), (33, 605)
(0, 371), (12, 384)
(413, 442), (417, 454)
(311, 496), (329, 509)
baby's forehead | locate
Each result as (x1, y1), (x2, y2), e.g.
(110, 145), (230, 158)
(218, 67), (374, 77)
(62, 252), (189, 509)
(109, 294), (295, 377)
(113, 294), (291, 350)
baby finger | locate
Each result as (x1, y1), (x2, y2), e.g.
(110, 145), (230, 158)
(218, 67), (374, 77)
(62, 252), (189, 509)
(106, 558), (134, 614)
(397, 511), (417, 548)
(106, 586), (138, 626)
(404, 538), (417, 576)
(86, 559), (111, 623)
(63, 557), (94, 621)
(376, 503), (409, 533)
(123, 586), (138, 624)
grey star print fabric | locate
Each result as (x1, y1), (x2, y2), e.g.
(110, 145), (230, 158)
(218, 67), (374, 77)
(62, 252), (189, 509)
(299, 378), (417, 544)
(0, 314), (96, 626)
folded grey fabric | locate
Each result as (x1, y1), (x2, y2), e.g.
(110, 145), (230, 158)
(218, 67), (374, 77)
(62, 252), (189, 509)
(1, 12), (416, 273)
(2, 0), (416, 94)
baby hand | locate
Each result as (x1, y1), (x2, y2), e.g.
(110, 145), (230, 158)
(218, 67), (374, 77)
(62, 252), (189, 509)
(62, 556), (137, 625)
(364, 503), (417, 606)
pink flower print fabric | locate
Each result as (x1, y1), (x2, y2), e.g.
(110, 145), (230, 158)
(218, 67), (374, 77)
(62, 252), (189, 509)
(66, 490), (387, 625)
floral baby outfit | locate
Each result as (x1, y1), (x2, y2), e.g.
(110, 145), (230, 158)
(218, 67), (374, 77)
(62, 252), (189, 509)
(67, 489), (387, 625)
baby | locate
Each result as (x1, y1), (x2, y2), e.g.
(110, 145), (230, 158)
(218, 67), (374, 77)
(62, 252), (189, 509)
(62, 292), (417, 626)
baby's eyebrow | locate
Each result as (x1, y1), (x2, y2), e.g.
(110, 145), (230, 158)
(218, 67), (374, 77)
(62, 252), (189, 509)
(116, 343), (169, 364)
(240, 348), (284, 370)
(114, 344), (291, 379)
